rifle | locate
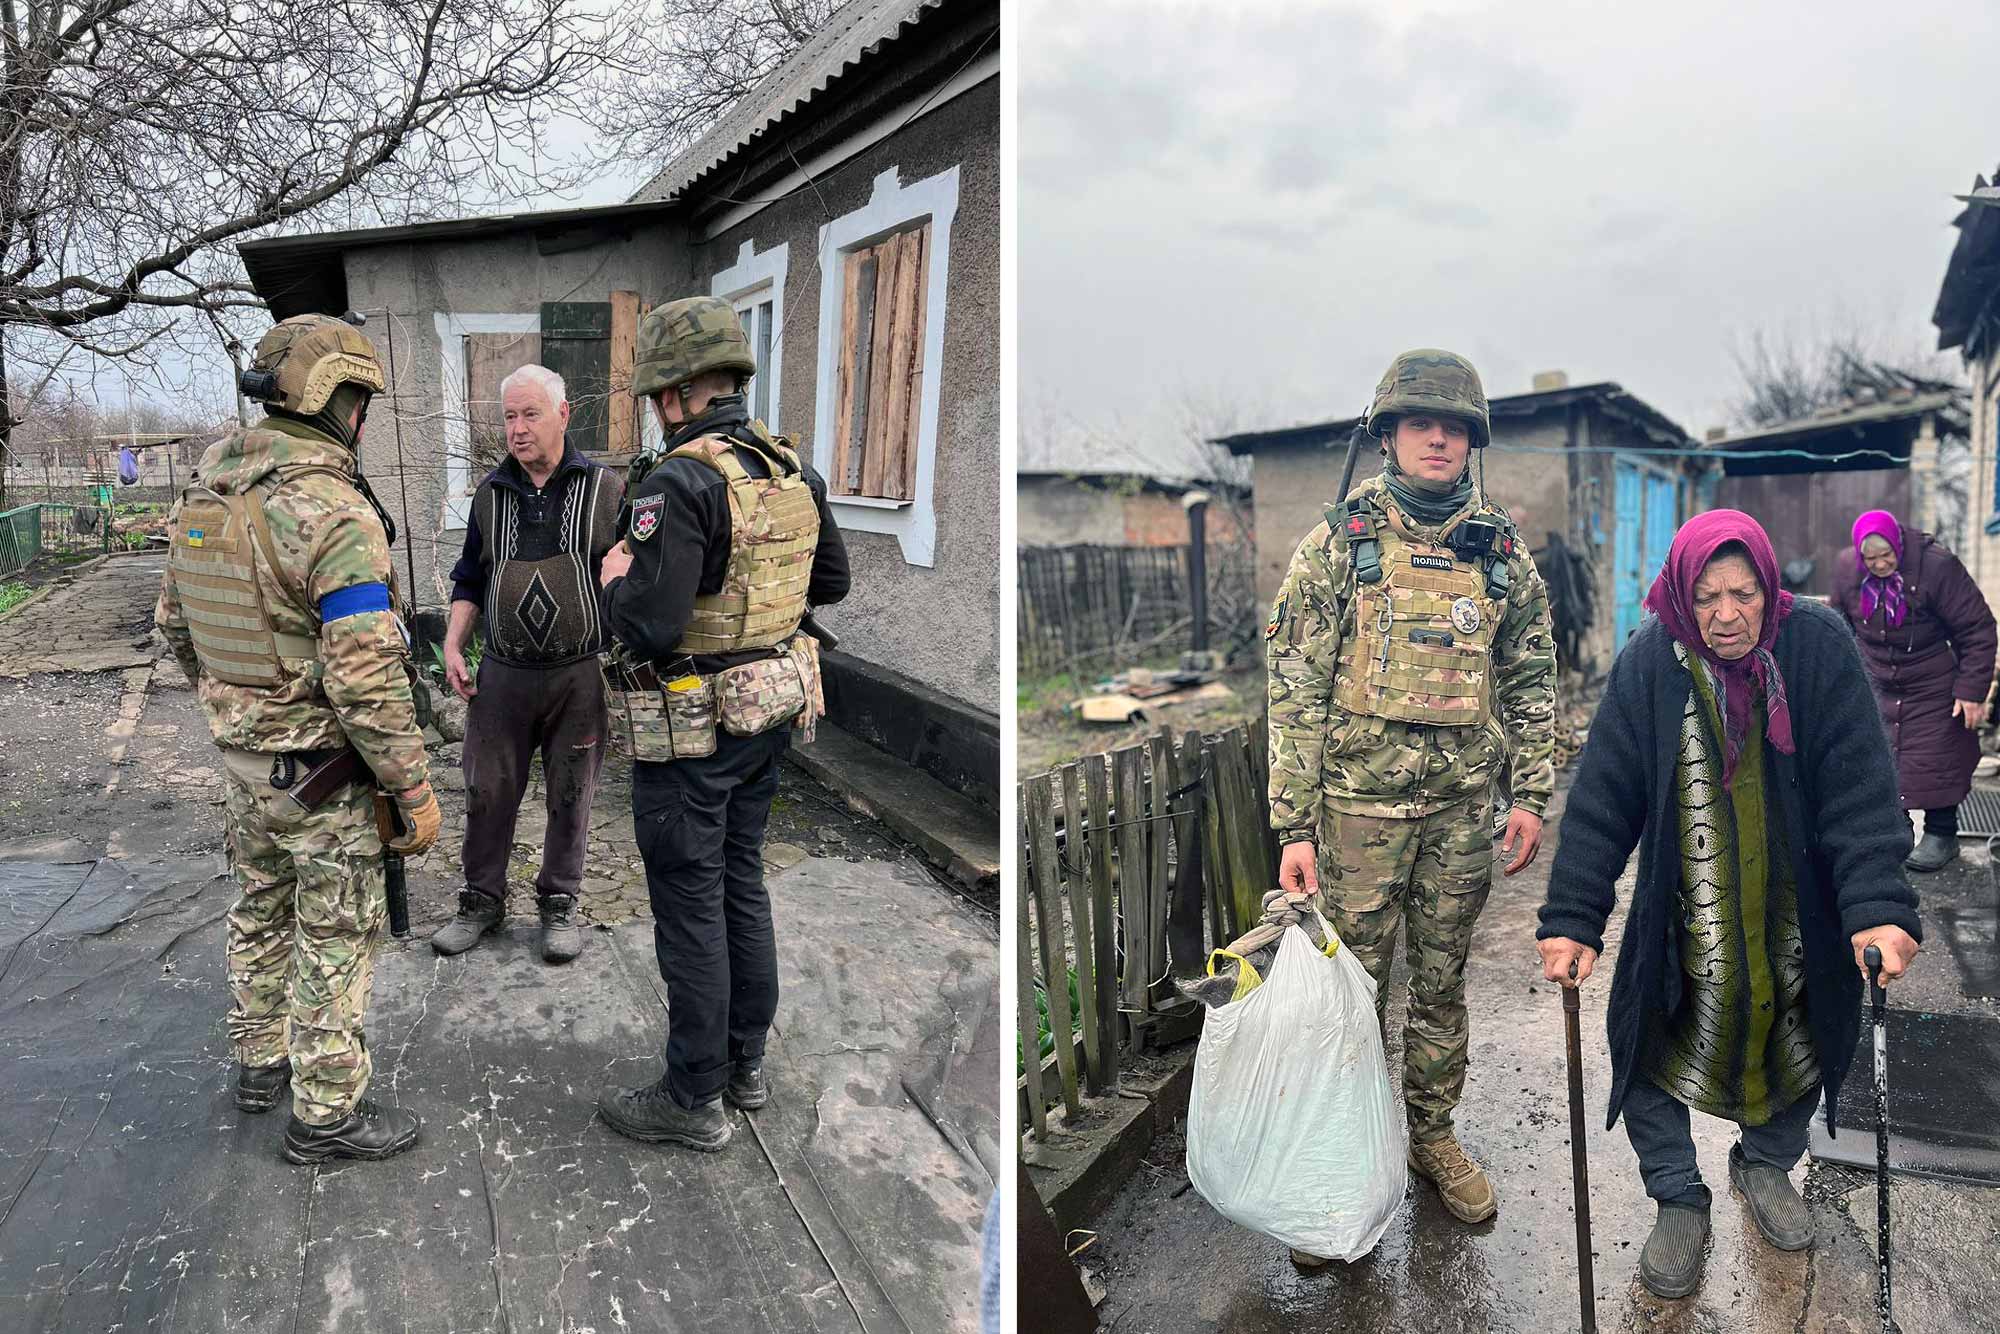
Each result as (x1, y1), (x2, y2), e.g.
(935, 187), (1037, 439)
(287, 748), (411, 938)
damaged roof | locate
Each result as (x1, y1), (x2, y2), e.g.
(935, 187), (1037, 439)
(629, 0), (983, 206)
(1214, 380), (1692, 456)
(1703, 389), (1964, 452)
(1935, 167), (2000, 360)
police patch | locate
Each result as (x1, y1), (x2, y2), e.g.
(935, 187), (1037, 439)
(1410, 553), (1454, 571)
(1450, 596), (1482, 635)
(631, 496), (663, 542)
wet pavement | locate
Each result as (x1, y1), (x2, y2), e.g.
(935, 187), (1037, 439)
(1081, 781), (2000, 1334)
(0, 556), (999, 1331)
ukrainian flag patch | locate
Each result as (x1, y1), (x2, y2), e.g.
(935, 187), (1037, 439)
(187, 528), (205, 547)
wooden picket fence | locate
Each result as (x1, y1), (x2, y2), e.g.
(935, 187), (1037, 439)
(1017, 542), (1257, 675)
(1017, 722), (1279, 1139)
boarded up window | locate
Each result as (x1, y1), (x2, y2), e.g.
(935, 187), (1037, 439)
(830, 221), (930, 501)
(463, 331), (542, 475)
(541, 301), (611, 457)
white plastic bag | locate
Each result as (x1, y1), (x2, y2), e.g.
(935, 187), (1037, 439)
(1185, 913), (1407, 1262)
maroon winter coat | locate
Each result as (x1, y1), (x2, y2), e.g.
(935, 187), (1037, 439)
(1830, 533), (1998, 809)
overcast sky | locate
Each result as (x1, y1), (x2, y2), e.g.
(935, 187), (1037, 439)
(1019, 0), (2000, 474)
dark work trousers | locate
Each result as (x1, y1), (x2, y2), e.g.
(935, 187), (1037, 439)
(460, 656), (607, 905)
(632, 725), (790, 1108)
(1925, 805), (1959, 837)
(1622, 1076), (1820, 1207)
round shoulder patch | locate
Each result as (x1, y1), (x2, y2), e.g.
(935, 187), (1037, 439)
(1449, 596), (1482, 635)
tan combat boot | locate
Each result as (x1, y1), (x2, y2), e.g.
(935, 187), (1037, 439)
(1408, 1133), (1497, 1223)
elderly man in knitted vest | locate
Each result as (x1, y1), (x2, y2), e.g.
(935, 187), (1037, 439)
(434, 364), (625, 963)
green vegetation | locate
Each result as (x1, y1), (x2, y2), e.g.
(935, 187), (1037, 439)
(1016, 670), (1083, 715)
(0, 582), (33, 616)
(426, 632), (484, 689)
(1018, 968), (1081, 1075)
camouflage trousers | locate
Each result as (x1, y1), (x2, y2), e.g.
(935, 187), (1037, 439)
(1315, 796), (1492, 1143)
(219, 750), (386, 1126)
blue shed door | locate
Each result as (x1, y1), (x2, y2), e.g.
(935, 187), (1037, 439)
(1643, 472), (1678, 604)
(1614, 460), (1644, 643)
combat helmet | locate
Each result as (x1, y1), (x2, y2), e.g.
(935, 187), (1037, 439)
(632, 296), (756, 399)
(238, 314), (385, 416)
(1364, 349), (1489, 448)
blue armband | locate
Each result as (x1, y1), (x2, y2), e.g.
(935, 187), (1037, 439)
(319, 582), (391, 623)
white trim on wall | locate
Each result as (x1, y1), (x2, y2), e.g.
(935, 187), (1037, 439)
(435, 312), (539, 528)
(711, 240), (788, 433)
(812, 165), (960, 567)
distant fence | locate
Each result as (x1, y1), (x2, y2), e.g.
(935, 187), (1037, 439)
(0, 504), (113, 579)
(1017, 722), (1278, 1138)
(1017, 542), (1257, 676)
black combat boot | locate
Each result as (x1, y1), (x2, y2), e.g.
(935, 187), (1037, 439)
(597, 1080), (731, 1151)
(282, 1099), (422, 1165)
(235, 1058), (291, 1113)
(538, 893), (583, 964)
(431, 889), (505, 956)
(726, 1061), (769, 1110)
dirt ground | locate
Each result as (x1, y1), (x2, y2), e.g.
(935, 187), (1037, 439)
(1017, 659), (1264, 776)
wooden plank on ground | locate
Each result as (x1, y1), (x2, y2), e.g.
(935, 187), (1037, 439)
(1083, 752), (1119, 1090)
(1025, 774), (1081, 1118)
(1114, 746), (1149, 1038)
(1059, 764), (1103, 1097)
(1017, 785), (1047, 1139)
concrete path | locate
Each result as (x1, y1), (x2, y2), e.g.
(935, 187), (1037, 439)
(1079, 780), (2000, 1334)
(0, 557), (998, 1332)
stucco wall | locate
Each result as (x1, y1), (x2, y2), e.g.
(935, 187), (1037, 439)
(1018, 478), (1129, 547)
(340, 225), (694, 611)
(689, 78), (1000, 715)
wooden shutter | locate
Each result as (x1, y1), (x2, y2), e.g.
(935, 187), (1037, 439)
(830, 221), (930, 500)
(540, 301), (612, 456)
(463, 331), (542, 475)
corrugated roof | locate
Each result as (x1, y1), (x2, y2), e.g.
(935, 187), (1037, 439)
(1215, 381), (1691, 455)
(629, 0), (958, 205)
(1936, 168), (2000, 357)
(1702, 390), (1961, 451)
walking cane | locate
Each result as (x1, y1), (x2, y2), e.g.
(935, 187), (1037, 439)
(1562, 958), (1597, 1333)
(1865, 944), (1893, 1334)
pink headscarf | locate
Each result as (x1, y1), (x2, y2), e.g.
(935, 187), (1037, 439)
(1642, 509), (1796, 786)
(1852, 509), (1906, 628)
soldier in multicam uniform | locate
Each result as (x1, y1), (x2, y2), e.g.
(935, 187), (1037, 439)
(1266, 349), (1556, 1252)
(594, 297), (849, 1151)
(155, 314), (442, 1165)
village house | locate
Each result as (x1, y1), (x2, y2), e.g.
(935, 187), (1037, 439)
(1016, 469), (1250, 549)
(236, 0), (1000, 809)
(1216, 373), (1697, 680)
(1934, 168), (2000, 621)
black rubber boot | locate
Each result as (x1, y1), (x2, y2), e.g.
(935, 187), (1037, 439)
(431, 889), (504, 956)
(1905, 831), (1959, 872)
(597, 1081), (731, 1151)
(1729, 1145), (1813, 1250)
(726, 1062), (769, 1110)
(282, 1099), (422, 1165)
(235, 1058), (291, 1113)
(1639, 1200), (1711, 1299)
(538, 893), (583, 964)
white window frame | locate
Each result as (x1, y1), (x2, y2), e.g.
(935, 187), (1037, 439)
(811, 165), (959, 568)
(435, 312), (539, 528)
(712, 240), (788, 434)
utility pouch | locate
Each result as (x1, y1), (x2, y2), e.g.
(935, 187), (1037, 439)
(716, 639), (813, 737)
(602, 651), (718, 761)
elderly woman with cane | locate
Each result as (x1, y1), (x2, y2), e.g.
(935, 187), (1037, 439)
(1536, 510), (1921, 1300)
(1830, 509), (1996, 872)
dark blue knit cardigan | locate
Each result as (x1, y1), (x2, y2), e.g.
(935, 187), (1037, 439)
(1537, 600), (1922, 1134)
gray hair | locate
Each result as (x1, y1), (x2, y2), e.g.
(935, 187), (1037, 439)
(500, 363), (567, 411)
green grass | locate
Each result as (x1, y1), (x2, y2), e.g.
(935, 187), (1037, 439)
(0, 582), (32, 616)
(1016, 670), (1084, 715)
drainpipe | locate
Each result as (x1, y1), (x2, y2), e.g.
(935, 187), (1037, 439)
(1184, 489), (1212, 658)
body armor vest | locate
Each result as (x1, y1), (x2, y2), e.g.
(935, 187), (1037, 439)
(167, 469), (339, 687)
(671, 433), (819, 655)
(1332, 502), (1500, 728)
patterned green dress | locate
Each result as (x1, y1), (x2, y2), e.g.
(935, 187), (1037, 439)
(1643, 643), (1820, 1124)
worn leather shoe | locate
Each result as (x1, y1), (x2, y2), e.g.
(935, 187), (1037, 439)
(235, 1058), (291, 1113)
(1289, 1248), (1334, 1268)
(1729, 1145), (1813, 1250)
(1639, 1200), (1711, 1298)
(597, 1082), (731, 1151)
(538, 894), (582, 964)
(431, 889), (504, 956)
(726, 1062), (769, 1110)
(1905, 831), (1959, 872)
(1408, 1133), (1497, 1223)
(282, 1099), (421, 1165)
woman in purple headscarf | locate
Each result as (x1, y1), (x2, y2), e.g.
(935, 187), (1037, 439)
(1830, 510), (1997, 871)
(1535, 510), (1920, 1300)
